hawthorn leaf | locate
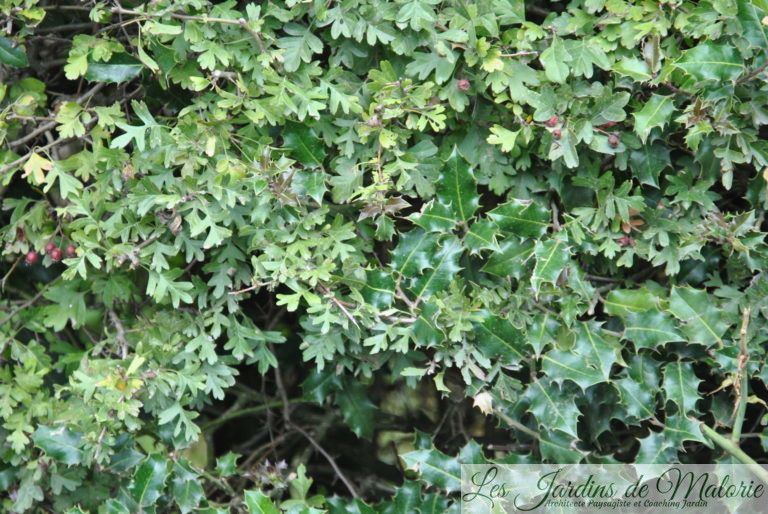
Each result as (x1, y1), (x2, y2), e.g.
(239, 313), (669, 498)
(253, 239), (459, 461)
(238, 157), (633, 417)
(539, 36), (571, 83)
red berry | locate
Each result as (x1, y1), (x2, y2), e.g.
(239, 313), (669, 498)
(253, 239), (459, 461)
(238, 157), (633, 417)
(25, 251), (39, 265)
(608, 133), (620, 148)
(65, 244), (77, 258)
(598, 121), (617, 129)
(50, 248), (63, 262)
(545, 116), (559, 127)
(552, 129), (561, 140)
(44, 241), (56, 254)
(457, 78), (471, 91)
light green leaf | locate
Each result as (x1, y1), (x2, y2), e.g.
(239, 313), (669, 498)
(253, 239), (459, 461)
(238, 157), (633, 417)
(539, 36), (571, 83)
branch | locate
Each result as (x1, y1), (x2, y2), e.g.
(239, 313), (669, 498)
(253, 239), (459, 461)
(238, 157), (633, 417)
(732, 307), (751, 443)
(700, 423), (768, 485)
(0, 279), (59, 328)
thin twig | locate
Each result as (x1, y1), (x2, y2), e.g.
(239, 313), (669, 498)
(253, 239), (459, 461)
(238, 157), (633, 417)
(229, 280), (274, 295)
(108, 309), (129, 359)
(700, 423), (768, 485)
(0, 279), (59, 328)
(731, 307), (751, 443)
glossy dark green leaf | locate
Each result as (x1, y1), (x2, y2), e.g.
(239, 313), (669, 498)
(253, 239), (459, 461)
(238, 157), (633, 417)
(480, 238), (534, 279)
(0, 36), (28, 67)
(472, 312), (527, 363)
(408, 237), (463, 300)
(463, 218), (501, 254)
(128, 454), (168, 507)
(244, 490), (280, 514)
(172, 475), (204, 513)
(674, 41), (745, 82)
(663, 415), (710, 449)
(214, 452), (240, 476)
(436, 148), (479, 223)
(603, 288), (657, 316)
(524, 378), (580, 437)
(737, 0), (768, 50)
(635, 432), (677, 463)
(668, 286), (732, 346)
(412, 303), (444, 347)
(538, 428), (584, 463)
(85, 53), (143, 83)
(390, 229), (441, 276)
(302, 368), (343, 403)
(486, 199), (549, 238)
(531, 239), (570, 294)
(283, 122), (326, 167)
(360, 269), (395, 308)
(292, 170), (327, 204)
(335, 378), (376, 439)
(400, 446), (461, 493)
(629, 143), (671, 188)
(633, 94), (675, 142)
(541, 322), (616, 389)
(32, 425), (85, 466)
(663, 360), (701, 415)
(409, 200), (456, 233)
(623, 309), (684, 349)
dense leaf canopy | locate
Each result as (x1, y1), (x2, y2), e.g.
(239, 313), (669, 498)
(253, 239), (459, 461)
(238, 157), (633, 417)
(1, 0), (768, 511)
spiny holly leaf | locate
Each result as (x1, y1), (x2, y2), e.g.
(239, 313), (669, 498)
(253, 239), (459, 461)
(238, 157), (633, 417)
(472, 311), (527, 363)
(673, 41), (745, 82)
(531, 239), (570, 294)
(664, 415), (710, 450)
(613, 377), (656, 421)
(480, 238), (534, 279)
(244, 490), (280, 514)
(412, 303), (444, 347)
(301, 368), (342, 403)
(524, 378), (580, 438)
(737, 0), (768, 51)
(360, 269), (395, 308)
(602, 287), (658, 316)
(171, 462), (205, 513)
(629, 142), (671, 188)
(400, 446), (460, 493)
(463, 218), (501, 254)
(486, 199), (550, 238)
(635, 432), (677, 463)
(541, 322), (617, 389)
(667, 286), (732, 346)
(0, 36), (28, 67)
(335, 378), (376, 439)
(408, 237), (463, 300)
(538, 428), (584, 463)
(623, 310), (685, 349)
(436, 148), (479, 223)
(633, 94), (675, 142)
(32, 426), (85, 466)
(283, 122), (326, 167)
(663, 360), (702, 415)
(390, 228), (441, 276)
(409, 200), (456, 233)
(128, 454), (168, 507)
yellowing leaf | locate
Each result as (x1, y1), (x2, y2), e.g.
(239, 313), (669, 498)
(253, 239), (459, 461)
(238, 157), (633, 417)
(22, 152), (53, 184)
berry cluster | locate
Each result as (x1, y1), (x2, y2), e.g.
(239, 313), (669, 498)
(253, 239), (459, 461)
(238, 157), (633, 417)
(25, 240), (77, 265)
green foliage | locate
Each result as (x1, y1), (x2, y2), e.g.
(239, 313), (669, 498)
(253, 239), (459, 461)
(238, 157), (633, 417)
(1, 0), (768, 511)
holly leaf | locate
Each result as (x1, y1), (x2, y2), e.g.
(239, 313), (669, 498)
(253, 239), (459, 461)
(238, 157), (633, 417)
(663, 360), (702, 415)
(283, 122), (326, 167)
(408, 237), (463, 300)
(623, 310), (684, 349)
(531, 239), (570, 294)
(635, 432), (677, 463)
(360, 269), (395, 308)
(436, 148), (479, 223)
(390, 229), (441, 276)
(244, 491), (280, 514)
(629, 143), (671, 188)
(463, 218), (501, 254)
(486, 199), (550, 238)
(412, 303), (444, 348)
(401, 446), (461, 493)
(541, 322), (616, 389)
(603, 288), (657, 316)
(409, 200), (456, 233)
(633, 94), (675, 142)
(667, 286), (732, 346)
(85, 53), (143, 83)
(32, 426), (85, 465)
(335, 379), (376, 439)
(480, 238), (534, 278)
(128, 454), (168, 507)
(673, 41), (745, 82)
(524, 378), (580, 437)
(472, 311), (527, 363)
(0, 36), (28, 67)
